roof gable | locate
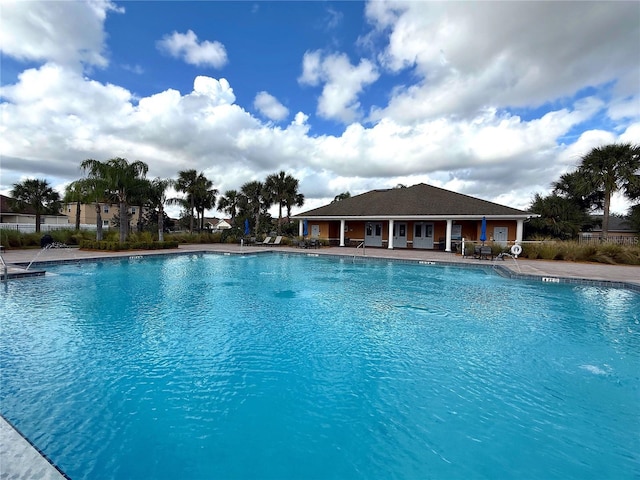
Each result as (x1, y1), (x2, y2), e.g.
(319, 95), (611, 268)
(297, 183), (531, 218)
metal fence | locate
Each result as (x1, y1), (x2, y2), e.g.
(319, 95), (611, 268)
(0, 224), (100, 234)
(578, 235), (638, 246)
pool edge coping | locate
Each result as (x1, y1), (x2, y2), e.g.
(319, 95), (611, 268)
(0, 414), (70, 480)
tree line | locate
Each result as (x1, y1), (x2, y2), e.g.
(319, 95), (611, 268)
(9, 158), (304, 243)
(9, 143), (639, 243)
(527, 143), (639, 240)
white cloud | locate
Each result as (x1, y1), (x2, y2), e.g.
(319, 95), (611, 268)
(325, 6), (344, 30)
(0, 0), (123, 70)
(0, 64), (633, 216)
(365, 1), (640, 122)
(157, 30), (228, 68)
(253, 91), (289, 121)
(299, 50), (379, 123)
(1, 0), (638, 220)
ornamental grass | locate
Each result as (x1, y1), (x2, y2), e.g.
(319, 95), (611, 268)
(522, 241), (640, 265)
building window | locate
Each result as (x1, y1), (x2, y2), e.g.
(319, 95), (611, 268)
(102, 220), (110, 227)
(131, 207), (136, 214)
(103, 205), (109, 213)
(415, 224), (422, 238)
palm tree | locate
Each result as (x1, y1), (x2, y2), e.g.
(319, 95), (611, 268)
(576, 143), (640, 239)
(552, 171), (604, 212)
(174, 169), (200, 233)
(283, 175), (304, 220)
(264, 171), (291, 235)
(194, 175), (218, 232)
(63, 179), (92, 230)
(146, 178), (173, 242)
(218, 190), (241, 227)
(240, 180), (266, 234)
(81, 157), (149, 243)
(126, 178), (153, 234)
(332, 192), (351, 203)
(527, 193), (592, 239)
(78, 174), (110, 241)
(10, 179), (61, 233)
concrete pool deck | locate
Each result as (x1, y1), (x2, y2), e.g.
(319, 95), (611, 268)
(1, 243), (639, 479)
(1, 243), (639, 289)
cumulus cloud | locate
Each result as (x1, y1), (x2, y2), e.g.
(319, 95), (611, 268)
(1, 0), (638, 219)
(365, 1), (640, 122)
(253, 91), (289, 121)
(299, 50), (379, 123)
(157, 30), (228, 68)
(0, 0), (123, 70)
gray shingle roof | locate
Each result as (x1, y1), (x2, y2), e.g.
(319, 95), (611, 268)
(590, 215), (635, 233)
(296, 183), (532, 218)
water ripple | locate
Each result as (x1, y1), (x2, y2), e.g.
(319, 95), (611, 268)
(0, 255), (638, 479)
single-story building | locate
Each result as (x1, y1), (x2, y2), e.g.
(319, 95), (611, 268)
(1, 194), (70, 232)
(292, 183), (537, 251)
(204, 218), (232, 231)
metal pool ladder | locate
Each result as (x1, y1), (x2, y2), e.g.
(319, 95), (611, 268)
(353, 241), (365, 262)
(0, 250), (7, 283)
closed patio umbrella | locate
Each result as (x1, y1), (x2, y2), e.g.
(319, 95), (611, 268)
(303, 219), (308, 237)
(480, 216), (487, 244)
(244, 219), (250, 235)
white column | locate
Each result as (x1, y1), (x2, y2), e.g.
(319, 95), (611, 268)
(388, 219), (394, 249)
(340, 219), (346, 246)
(298, 220), (304, 237)
(445, 219), (453, 252)
(516, 219), (524, 243)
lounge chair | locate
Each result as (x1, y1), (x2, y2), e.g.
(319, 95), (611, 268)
(268, 236), (283, 246)
(257, 236), (272, 246)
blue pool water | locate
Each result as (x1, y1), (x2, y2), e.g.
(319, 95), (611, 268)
(1, 253), (639, 479)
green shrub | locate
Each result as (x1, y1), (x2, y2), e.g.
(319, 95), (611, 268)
(521, 241), (640, 265)
(129, 231), (154, 244)
(0, 229), (23, 248)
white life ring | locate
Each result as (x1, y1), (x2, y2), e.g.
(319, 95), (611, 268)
(510, 244), (522, 256)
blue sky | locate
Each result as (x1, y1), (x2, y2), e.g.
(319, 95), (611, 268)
(1, 1), (638, 217)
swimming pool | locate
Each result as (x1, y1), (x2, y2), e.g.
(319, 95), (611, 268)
(1, 253), (638, 479)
